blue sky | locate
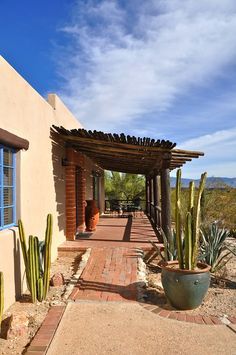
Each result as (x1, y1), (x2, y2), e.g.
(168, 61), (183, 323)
(1, 0), (236, 178)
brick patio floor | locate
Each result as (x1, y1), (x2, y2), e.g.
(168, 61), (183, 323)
(59, 214), (160, 252)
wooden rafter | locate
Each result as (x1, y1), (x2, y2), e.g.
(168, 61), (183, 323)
(53, 126), (204, 175)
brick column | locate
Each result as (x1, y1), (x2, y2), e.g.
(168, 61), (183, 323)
(76, 167), (86, 234)
(65, 147), (85, 241)
(65, 164), (76, 240)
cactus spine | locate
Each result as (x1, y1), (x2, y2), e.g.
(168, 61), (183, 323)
(18, 214), (53, 302)
(43, 214), (53, 299)
(0, 272), (4, 327)
(175, 170), (207, 270)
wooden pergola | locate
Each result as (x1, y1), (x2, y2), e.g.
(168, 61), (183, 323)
(53, 125), (204, 241)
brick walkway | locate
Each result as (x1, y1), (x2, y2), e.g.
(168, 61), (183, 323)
(58, 215), (160, 302)
(64, 215), (160, 302)
(70, 247), (141, 302)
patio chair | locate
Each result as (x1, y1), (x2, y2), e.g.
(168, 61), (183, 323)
(109, 199), (123, 216)
(132, 197), (143, 217)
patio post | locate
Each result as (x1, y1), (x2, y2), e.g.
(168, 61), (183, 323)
(160, 166), (172, 244)
(145, 176), (150, 216)
(157, 175), (161, 228)
(149, 177), (153, 222)
(153, 174), (158, 228)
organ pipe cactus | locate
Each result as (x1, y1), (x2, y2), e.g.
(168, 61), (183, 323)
(43, 214), (53, 300)
(18, 214), (53, 302)
(175, 170), (207, 270)
(0, 272), (3, 327)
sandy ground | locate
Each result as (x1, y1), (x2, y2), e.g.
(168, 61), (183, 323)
(0, 254), (83, 355)
(47, 301), (236, 355)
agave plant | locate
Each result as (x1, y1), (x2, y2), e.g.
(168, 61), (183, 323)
(200, 223), (235, 273)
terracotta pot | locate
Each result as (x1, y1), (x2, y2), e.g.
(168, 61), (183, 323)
(159, 261), (211, 310)
(85, 200), (99, 231)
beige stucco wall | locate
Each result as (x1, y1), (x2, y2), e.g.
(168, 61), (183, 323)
(0, 56), (103, 310)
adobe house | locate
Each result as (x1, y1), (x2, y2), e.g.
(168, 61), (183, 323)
(0, 56), (104, 310)
(0, 56), (203, 311)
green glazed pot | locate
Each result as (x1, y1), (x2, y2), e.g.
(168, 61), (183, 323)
(161, 261), (211, 310)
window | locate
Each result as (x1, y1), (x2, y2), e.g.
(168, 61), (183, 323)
(0, 146), (16, 229)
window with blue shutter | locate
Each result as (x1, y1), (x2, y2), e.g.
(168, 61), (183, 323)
(0, 146), (16, 229)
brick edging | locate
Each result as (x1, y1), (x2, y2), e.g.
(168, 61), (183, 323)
(139, 303), (236, 326)
(25, 305), (66, 355)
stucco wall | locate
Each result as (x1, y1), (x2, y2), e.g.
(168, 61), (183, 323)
(0, 56), (102, 310)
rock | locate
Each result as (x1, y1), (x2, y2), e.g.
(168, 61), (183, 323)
(49, 300), (66, 306)
(5, 313), (29, 339)
(50, 273), (65, 287)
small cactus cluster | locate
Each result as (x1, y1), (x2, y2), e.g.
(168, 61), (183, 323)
(18, 214), (52, 303)
(0, 271), (3, 327)
(175, 169), (207, 270)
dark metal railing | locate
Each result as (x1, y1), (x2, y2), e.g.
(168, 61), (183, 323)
(105, 199), (146, 213)
(146, 200), (162, 238)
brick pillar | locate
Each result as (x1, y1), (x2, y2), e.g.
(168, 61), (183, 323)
(65, 147), (85, 241)
(76, 167), (86, 234)
(65, 164), (76, 240)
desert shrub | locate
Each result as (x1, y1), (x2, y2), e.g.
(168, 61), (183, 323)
(171, 187), (236, 230)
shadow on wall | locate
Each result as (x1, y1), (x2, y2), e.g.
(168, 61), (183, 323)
(50, 129), (66, 232)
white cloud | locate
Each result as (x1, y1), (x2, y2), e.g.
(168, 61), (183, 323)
(176, 127), (236, 178)
(56, 0), (236, 132)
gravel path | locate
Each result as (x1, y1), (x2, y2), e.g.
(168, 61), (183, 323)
(47, 302), (236, 355)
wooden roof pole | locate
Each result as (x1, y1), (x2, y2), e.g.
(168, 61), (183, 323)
(160, 154), (172, 246)
(145, 177), (150, 217)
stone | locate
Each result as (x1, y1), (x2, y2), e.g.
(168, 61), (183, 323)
(50, 272), (65, 287)
(4, 312), (29, 339)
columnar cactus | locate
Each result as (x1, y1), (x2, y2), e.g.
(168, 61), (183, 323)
(0, 272), (4, 327)
(18, 214), (53, 302)
(175, 170), (207, 270)
(28, 235), (37, 303)
(175, 169), (184, 269)
(43, 214), (53, 300)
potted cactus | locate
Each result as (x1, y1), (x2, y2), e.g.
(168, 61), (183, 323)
(160, 170), (210, 310)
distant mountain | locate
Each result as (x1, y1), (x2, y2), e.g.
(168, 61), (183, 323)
(170, 177), (236, 188)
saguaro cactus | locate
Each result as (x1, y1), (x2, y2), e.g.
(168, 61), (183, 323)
(175, 170), (207, 270)
(18, 214), (53, 302)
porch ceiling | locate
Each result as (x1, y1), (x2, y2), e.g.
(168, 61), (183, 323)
(53, 125), (204, 175)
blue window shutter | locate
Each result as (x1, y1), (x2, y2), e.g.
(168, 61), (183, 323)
(0, 145), (16, 230)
